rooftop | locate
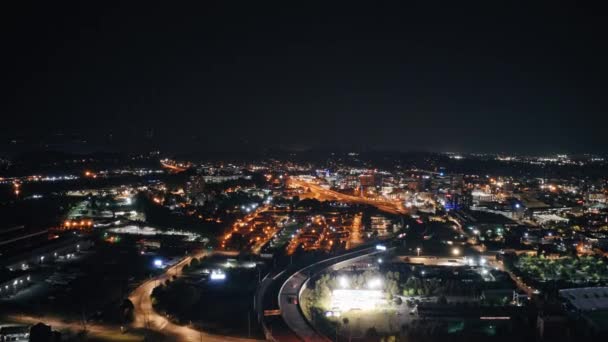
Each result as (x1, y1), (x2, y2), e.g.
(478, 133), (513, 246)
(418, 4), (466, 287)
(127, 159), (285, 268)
(560, 287), (608, 311)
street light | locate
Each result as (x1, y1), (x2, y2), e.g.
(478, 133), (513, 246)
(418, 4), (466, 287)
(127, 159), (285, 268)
(416, 247), (421, 256)
(452, 248), (460, 256)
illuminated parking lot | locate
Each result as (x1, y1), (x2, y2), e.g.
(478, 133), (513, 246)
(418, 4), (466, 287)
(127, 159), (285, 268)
(330, 289), (385, 312)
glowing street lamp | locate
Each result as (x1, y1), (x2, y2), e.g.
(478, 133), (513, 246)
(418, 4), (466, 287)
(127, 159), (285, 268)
(416, 247), (421, 256)
(452, 247), (461, 256)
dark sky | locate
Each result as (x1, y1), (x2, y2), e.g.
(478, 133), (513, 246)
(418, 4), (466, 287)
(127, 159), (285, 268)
(2, 1), (607, 154)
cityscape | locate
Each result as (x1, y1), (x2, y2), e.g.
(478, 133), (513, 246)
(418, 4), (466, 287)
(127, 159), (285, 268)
(2, 2), (608, 342)
(1, 151), (608, 341)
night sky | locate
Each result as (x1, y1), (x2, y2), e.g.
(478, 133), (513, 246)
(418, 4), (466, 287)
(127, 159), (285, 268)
(2, 2), (608, 154)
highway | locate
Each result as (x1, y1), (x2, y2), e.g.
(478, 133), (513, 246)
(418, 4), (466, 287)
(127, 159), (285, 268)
(160, 160), (190, 173)
(258, 245), (384, 342)
(288, 178), (407, 215)
(129, 250), (262, 342)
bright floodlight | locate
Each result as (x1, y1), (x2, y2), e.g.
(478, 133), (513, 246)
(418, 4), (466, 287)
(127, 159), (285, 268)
(153, 259), (163, 267)
(339, 276), (349, 289)
(375, 244), (386, 251)
(210, 270), (226, 280)
(452, 248), (460, 256)
(368, 278), (382, 289)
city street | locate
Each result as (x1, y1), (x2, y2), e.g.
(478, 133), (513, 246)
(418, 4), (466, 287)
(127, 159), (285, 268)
(7, 314), (142, 342)
(347, 213), (363, 249)
(129, 250), (262, 342)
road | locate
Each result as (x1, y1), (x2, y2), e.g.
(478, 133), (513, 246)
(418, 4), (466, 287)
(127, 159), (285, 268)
(7, 314), (143, 342)
(347, 213), (363, 249)
(7, 251), (261, 342)
(129, 250), (262, 342)
(398, 255), (467, 266)
(263, 246), (383, 342)
(288, 178), (407, 215)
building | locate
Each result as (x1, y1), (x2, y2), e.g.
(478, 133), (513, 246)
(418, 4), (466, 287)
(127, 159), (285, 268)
(560, 287), (608, 312)
(186, 175), (207, 206)
(560, 287), (608, 336)
(359, 174), (375, 187)
(29, 323), (61, 342)
(0, 325), (29, 342)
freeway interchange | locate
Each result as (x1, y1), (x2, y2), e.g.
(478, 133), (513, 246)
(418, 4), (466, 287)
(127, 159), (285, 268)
(256, 244), (386, 342)
(288, 178), (408, 215)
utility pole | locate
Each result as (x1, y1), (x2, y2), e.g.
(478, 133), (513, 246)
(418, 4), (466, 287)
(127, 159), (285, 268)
(335, 322), (338, 342)
(247, 310), (251, 338)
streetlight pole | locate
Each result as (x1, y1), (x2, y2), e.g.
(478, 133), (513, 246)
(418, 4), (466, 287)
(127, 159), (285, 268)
(247, 310), (251, 338)
(335, 322), (339, 342)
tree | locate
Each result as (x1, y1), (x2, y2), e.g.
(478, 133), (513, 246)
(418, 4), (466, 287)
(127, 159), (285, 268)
(386, 278), (400, 297)
(366, 327), (379, 339)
